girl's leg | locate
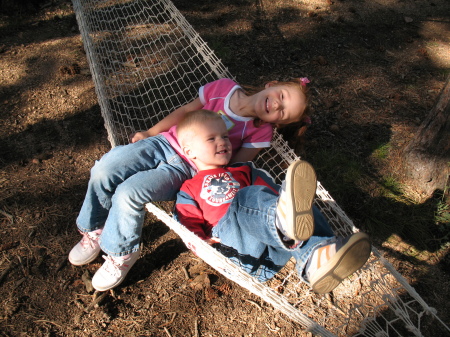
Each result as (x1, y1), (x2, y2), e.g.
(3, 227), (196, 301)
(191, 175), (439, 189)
(76, 135), (190, 232)
(99, 162), (192, 256)
(90, 162), (194, 291)
(73, 136), (194, 291)
(91, 163), (193, 291)
(70, 135), (193, 265)
(71, 138), (172, 266)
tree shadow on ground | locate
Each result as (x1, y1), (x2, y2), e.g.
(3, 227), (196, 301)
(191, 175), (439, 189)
(303, 119), (449, 254)
(1, 0), (449, 335)
(0, 104), (105, 169)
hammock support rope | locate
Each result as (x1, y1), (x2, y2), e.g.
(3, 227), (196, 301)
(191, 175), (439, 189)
(72, 0), (449, 335)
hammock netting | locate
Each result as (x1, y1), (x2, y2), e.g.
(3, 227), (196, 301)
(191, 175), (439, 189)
(72, 0), (449, 336)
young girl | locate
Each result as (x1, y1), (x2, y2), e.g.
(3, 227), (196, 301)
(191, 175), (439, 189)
(69, 77), (311, 292)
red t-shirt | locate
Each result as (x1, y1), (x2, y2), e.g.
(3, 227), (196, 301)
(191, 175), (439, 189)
(176, 166), (252, 239)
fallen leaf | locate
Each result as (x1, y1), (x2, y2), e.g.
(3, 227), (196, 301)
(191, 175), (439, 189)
(189, 273), (210, 291)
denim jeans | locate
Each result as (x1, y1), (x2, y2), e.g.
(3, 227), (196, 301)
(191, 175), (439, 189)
(212, 185), (334, 283)
(76, 135), (196, 257)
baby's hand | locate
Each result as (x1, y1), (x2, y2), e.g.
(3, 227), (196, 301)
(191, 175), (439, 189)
(186, 237), (220, 257)
(129, 130), (150, 143)
(205, 237), (221, 245)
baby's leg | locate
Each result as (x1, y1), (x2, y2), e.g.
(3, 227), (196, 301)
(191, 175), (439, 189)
(216, 185), (286, 248)
(292, 232), (371, 294)
(213, 185), (292, 281)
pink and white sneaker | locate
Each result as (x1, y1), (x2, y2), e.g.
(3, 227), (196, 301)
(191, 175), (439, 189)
(68, 230), (102, 266)
(92, 250), (140, 291)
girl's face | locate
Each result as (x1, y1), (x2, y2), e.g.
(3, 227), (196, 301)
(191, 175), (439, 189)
(255, 83), (307, 125)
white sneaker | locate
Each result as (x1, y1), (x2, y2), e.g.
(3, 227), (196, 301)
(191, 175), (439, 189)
(68, 230), (102, 266)
(276, 160), (317, 241)
(305, 232), (371, 294)
(92, 250), (140, 291)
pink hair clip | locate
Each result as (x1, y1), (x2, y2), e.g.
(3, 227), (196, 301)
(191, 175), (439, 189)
(299, 77), (310, 86)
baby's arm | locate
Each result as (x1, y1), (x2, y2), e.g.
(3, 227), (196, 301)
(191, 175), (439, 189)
(175, 189), (210, 240)
(130, 97), (203, 143)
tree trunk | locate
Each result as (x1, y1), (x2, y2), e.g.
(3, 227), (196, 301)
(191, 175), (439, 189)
(402, 75), (450, 200)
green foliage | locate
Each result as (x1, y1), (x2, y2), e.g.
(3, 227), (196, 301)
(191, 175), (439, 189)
(311, 149), (362, 196)
(380, 175), (403, 198)
(436, 200), (450, 223)
(434, 190), (450, 241)
(372, 143), (391, 160)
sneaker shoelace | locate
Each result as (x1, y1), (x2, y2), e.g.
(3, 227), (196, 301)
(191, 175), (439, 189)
(79, 231), (99, 250)
(101, 255), (127, 277)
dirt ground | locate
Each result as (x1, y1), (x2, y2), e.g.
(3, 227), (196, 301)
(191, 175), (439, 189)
(1, 0), (449, 336)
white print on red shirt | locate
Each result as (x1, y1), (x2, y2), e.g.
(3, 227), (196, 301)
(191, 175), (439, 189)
(200, 172), (241, 206)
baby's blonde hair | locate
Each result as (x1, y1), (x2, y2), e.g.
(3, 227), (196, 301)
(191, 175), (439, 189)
(177, 109), (223, 148)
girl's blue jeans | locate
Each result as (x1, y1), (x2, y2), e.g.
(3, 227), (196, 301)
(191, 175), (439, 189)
(76, 135), (195, 257)
(212, 185), (334, 283)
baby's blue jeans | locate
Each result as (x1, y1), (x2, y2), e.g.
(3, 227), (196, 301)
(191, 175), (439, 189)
(76, 135), (195, 257)
(212, 185), (334, 282)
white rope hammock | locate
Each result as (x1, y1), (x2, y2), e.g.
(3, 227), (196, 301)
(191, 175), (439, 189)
(72, 0), (449, 335)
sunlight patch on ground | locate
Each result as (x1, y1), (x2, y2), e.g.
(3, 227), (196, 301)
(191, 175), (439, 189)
(383, 234), (450, 265)
(0, 58), (27, 88)
(420, 21), (450, 68)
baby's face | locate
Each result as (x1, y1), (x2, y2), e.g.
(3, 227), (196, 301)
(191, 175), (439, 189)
(187, 119), (232, 170)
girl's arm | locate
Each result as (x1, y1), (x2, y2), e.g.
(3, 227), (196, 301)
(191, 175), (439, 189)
(130, 97), (204, 143)
(229, 147), (262, 164)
